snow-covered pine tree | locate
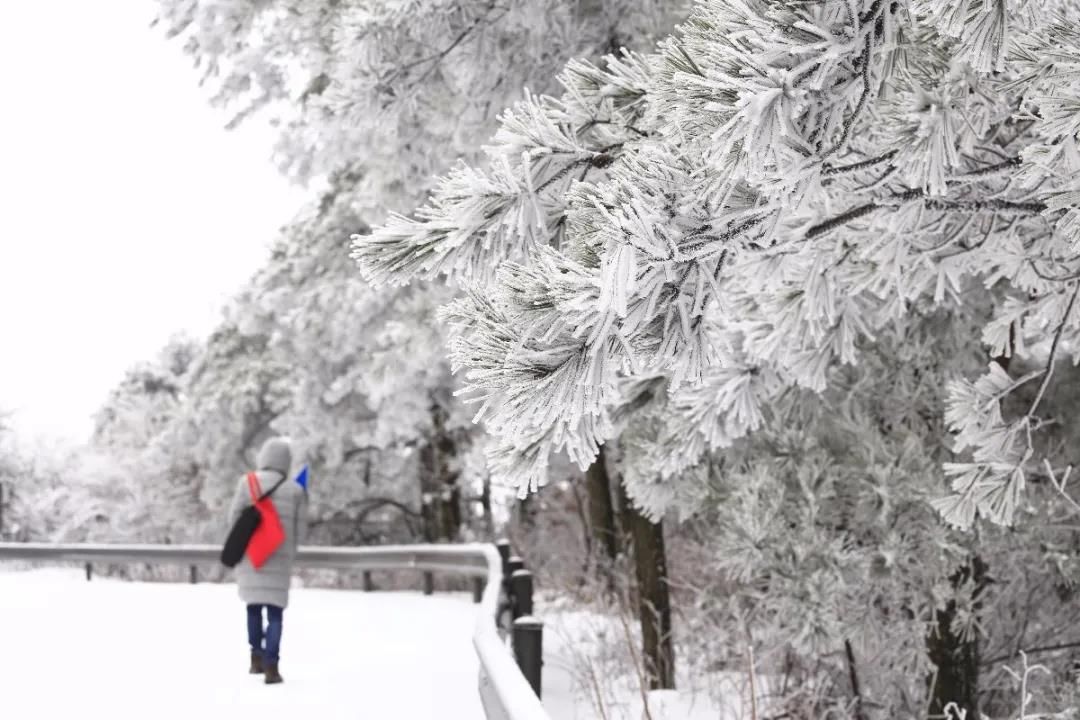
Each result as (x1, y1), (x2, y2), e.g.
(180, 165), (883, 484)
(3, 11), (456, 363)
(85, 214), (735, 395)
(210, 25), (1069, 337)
(0, 417), (19, 540)
(0, 416), (85, 543)
(154, 0), (690, 549)
(152, 0), (685, 212)
(92, 335), (198, 452)
(354, 1), (1080, 709)
(88, 335), (208, 543)
(84, 172), (486, 548)
(224, 176), (482, 545)
(172, 309), (295, 517)
(356, 0), (1080, 532)
(666, 295), (1080, 718)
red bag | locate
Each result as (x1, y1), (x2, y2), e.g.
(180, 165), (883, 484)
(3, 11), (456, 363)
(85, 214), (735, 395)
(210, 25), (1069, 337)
(245, 472), (286, 569)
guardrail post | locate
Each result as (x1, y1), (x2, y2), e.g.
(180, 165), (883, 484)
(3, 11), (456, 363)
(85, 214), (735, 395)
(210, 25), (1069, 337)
(506, 556), (524, 591)
(472, 576), (484, 603)
(189, 565), (197, 584)
(495, 539), (511, 575)
(85, 563), (92, 581)
(510, 569), (533, 619)
(513, 616), (543, 699)
(423, 571), (434, 596)
(363, 571), (374, 592)
(495, 555), (525, 632)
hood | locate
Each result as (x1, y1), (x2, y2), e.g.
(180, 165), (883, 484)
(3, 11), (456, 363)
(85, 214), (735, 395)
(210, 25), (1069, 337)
(256, 437), (292, 477)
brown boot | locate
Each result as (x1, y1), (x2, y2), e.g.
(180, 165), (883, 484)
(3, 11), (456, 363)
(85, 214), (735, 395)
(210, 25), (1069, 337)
(249, 651), (264, 675)
(264, 662), (283, 685)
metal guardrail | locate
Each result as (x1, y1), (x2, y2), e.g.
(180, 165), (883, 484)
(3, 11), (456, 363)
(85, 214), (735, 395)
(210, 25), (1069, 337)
(0, 541), (551, 720)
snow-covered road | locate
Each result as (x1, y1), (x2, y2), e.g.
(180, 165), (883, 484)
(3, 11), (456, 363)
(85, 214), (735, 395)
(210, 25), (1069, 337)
(0, 569), (484, 719)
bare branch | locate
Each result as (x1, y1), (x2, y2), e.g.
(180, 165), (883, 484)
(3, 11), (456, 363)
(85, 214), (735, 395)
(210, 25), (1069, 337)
(1027, 282), (1080, 419)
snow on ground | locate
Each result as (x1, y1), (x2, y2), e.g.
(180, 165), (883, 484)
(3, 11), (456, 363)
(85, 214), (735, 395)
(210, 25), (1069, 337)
(0, 567), (762, 720)
(0, 568), (485, 719)
(539, 598), (772, 720)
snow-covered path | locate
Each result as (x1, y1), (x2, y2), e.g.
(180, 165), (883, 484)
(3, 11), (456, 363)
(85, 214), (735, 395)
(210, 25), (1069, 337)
(0, 569), (484, 719)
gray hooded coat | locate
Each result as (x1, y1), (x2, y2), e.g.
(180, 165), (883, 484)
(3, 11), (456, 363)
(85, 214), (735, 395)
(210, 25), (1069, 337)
(226, 437), (308, 609)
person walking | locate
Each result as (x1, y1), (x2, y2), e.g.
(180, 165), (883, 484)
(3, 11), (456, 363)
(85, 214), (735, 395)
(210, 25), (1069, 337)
(226, 436), (307, 684)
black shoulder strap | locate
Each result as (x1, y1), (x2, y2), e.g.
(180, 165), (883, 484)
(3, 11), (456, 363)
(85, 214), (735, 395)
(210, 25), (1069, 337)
(256, 471), (289, 502)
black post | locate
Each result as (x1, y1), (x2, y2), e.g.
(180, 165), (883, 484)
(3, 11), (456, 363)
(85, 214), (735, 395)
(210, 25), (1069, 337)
(513, 617), (543, 699)
(510, 569), (534, 619)
(189, 565), (197, 584)
(496, 556), (526, 634)
(495, 538), (511, 565)
(85, 563), (92, 582)
(495, 539), (511, 582)
(423, 571), (434, 596)
(472, 576), (484, 604)
(363, 571), (374, 592)
(506, 556), (524, 589)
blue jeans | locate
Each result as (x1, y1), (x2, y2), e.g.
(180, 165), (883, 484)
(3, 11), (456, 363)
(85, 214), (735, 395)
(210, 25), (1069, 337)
(247, 604), (284, 664)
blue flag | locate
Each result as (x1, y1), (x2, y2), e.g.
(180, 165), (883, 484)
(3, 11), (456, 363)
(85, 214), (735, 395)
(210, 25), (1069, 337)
(295, 464), (309, 491)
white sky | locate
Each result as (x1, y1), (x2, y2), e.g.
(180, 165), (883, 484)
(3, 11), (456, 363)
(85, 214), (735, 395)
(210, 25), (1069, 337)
(0, 3), (308, 443)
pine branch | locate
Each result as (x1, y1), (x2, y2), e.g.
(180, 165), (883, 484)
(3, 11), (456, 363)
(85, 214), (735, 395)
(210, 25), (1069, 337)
(982, 639), (1080, 667)
(805, 188), (1046, 240)
(383, 0), (500, 89)
(682, 215), (770, 256)
(858, 0), (887, 25)
(535, 146), (622, 194)
(581, 118), (649, 138)
(534, 157), (595, 194)
(1028, 261), (1080, 283)
(819, 0), (894, 159)
(921, 197), (1045, 213)
(805, 202), (881, 239)
(822, 150), (897, 176)
(952, 156), (1023, 180)
(821, 33), (874, 160)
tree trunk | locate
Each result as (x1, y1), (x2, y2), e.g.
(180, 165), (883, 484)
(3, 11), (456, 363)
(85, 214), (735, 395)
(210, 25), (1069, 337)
(432, 404), (462, 540)
(420, 493), (437, 542)
(585, 447), (620, 566)
(517, 493), (538, 530)
(613, 474), (637, 605)
(569, 479), (593, 585)
(925, 336), (1010, 716)
(927, 556), (987, 718)
(419, 401), (462, 541)
(440, 482), (462, 540)
(479, 476), (495, 537)
(617, 479), (676, 690)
